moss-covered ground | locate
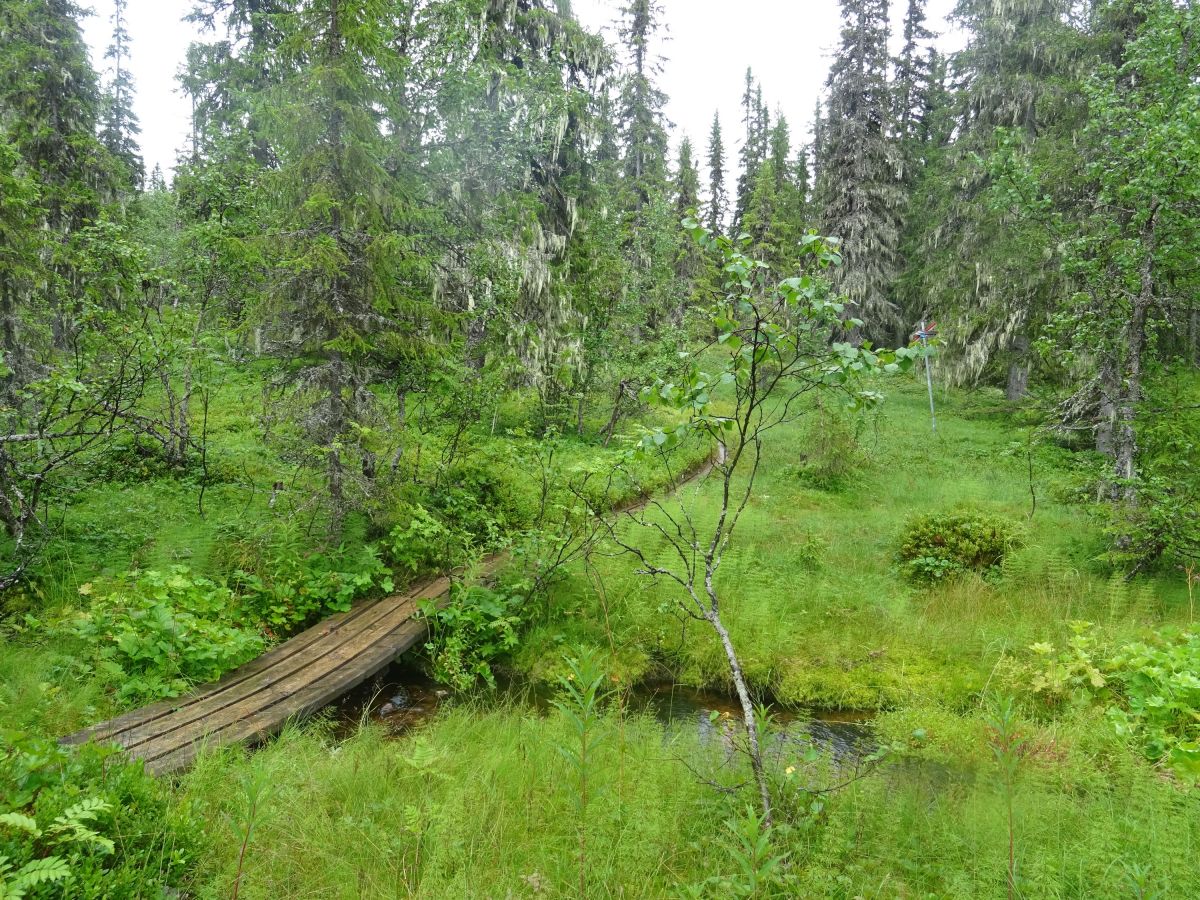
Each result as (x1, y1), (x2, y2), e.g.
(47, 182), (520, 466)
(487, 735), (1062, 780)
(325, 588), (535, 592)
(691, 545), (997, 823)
(3, 372), (1199, 897)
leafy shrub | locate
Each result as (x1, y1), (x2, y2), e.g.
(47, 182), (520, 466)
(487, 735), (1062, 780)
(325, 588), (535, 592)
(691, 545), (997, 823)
(61, 567), (265, 703)
(0, 732), (198, 898)
(434, 449), (538, 542)
(1019, 624), (1200, 776)
(1099, 373), (1200, 571)
(1105, 630), (1200, 775)
(419, 584), (524, 691)
(385, 505), (472, 576)
(898, 512), (1025, 583)
(234, 543), (393, 631)
(788, 404), (870, 492)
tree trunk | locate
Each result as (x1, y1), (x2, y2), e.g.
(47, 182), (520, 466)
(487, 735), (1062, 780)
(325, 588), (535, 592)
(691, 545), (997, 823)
(465, 311), (487, 371)
(0, 274), (20, 400)
(1190, 307), (1199, 368)
(1096, 357), (1117, 462)
(390, 389), (407, 473)
(1005, 335), (1031, 402)
(709, 609), (773, 826)
(1113, 204), (1158, 508)
(600, 380), (629, 448)
(327, 352), (348, 539)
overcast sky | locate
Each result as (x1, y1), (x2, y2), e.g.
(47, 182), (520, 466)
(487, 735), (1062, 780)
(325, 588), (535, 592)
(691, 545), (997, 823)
(80, 0), (966, 180)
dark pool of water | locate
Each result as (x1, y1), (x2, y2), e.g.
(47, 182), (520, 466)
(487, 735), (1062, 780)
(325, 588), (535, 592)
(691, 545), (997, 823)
(627, 681), (876, 761)
(331, 666), (450, 738)
(330, 665), (876, 762)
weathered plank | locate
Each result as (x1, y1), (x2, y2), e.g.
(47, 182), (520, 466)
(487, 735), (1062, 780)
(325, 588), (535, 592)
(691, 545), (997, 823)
(61, 596), (389, 748)
(60, 574), (456, 775)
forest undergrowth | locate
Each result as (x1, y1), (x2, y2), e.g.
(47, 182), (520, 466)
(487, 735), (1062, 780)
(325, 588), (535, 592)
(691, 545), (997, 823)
(5, 373), (1200, 898)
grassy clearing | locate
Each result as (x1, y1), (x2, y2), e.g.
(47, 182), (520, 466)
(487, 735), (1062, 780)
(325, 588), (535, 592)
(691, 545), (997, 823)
(5, 371), (1200, 898)
(515, 376), (1190, 710)
(178, 706), (726, 898)
(170, 695), (1200, 898)
(162, 371), (1200, 898)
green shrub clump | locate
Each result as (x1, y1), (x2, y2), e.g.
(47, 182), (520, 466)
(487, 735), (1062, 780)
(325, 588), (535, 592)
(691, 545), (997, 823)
(0, 732), (199, 898)
(898, 512), (1025, 582)
(1019, 624), (1200, 777)
(61, 567), (265, 703)
(419, 583), (525, 691)
(234, 543), (393, 631)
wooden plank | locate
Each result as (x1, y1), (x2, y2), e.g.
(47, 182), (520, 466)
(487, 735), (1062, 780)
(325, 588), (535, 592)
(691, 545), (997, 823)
(126, 593), (424, 763)
(98, 593), (412, 753)
(124, 574), (456, 772)
(144, 617), (429, 775)
(61, 557), (509, 775)
(60, 595), (390, 746)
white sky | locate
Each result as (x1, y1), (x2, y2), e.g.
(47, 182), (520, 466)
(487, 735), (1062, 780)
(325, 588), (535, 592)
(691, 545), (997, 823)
(80, 0), (966, 180)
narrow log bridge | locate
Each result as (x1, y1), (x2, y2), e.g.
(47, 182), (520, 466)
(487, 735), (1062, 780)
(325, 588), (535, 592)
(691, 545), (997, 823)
(61, 572), (462, 775)
(61, 448), (721, 776)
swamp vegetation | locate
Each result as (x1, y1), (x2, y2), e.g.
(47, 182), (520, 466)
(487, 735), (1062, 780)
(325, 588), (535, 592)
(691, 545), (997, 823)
(2, 0), (1200, 897)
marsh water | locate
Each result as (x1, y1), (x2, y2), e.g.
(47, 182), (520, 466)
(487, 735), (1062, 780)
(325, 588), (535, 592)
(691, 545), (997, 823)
(332, 663), (876, 761)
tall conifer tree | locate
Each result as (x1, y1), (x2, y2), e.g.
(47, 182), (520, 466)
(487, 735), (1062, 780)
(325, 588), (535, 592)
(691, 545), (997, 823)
(99, 0), (143, 190)
(705, 111), (728, 234)
(902, 0), (1086, 392)
(894, 0), (935, 146)
(617, 0), (670, 207)
(816, 0), (905, 340)
(674, 136), (700, 219)
(258, 0), (415, 536)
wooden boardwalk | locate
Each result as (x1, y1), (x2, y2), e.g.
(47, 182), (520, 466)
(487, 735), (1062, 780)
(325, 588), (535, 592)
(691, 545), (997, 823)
(61, 573), (458, 775)
(60, 449), (720, 776)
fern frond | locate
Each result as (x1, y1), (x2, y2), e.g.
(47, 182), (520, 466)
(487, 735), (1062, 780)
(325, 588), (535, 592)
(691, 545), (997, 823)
(54, 799), (110, 825)
(0, 813), (40, 837)
(47, 799), (115, 855)
(16, 855), (70, 886)
(1, 855), (71, 898)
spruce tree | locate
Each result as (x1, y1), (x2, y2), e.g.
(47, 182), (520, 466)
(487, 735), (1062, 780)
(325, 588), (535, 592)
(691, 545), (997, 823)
(183, 0), (290, 166)
(816, 0), (905, 341)
(734, 69), (768, 228)
(257, 0), (415, 536)
(475, 0), (611, 425)
(743, 116), (806, 269)
(674, 136), (701, 219)
(0, 0), (120, 353)
(0, 0), (153, 578)
(768, 115), (790, 196)
(810, 98), (826, 194)
(894, 0), (935, 146)
(99, 0), (144, 190)
(793, 147), (811, 215)
(617, 0), (670, 207)
(705, 111), (728, 234)
(613, 0), (678, 338)
(742, 158), (777, 259)
(673, 136), (705, 291)
(0, 0), (111, 235)
(902, 0), (1086, 392)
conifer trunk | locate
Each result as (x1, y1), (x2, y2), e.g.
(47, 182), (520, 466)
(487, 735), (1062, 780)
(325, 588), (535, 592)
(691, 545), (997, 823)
(1113, 203), (1159, 509)
(1005, 335), (1031, 401)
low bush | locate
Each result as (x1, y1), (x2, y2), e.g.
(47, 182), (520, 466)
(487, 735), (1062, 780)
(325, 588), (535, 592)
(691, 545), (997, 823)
(60, 568), (265, 703)
(1017, 623), (1200, 776)
(0, 732), (199, 898)
(419, 583), (525, 691)
(234, 543), (393, 631)
(787, 404), (871, 492)
(1105, 629), (1200, 774)
(898, 512), (1025, 583)
(384, 505), (472, 577)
